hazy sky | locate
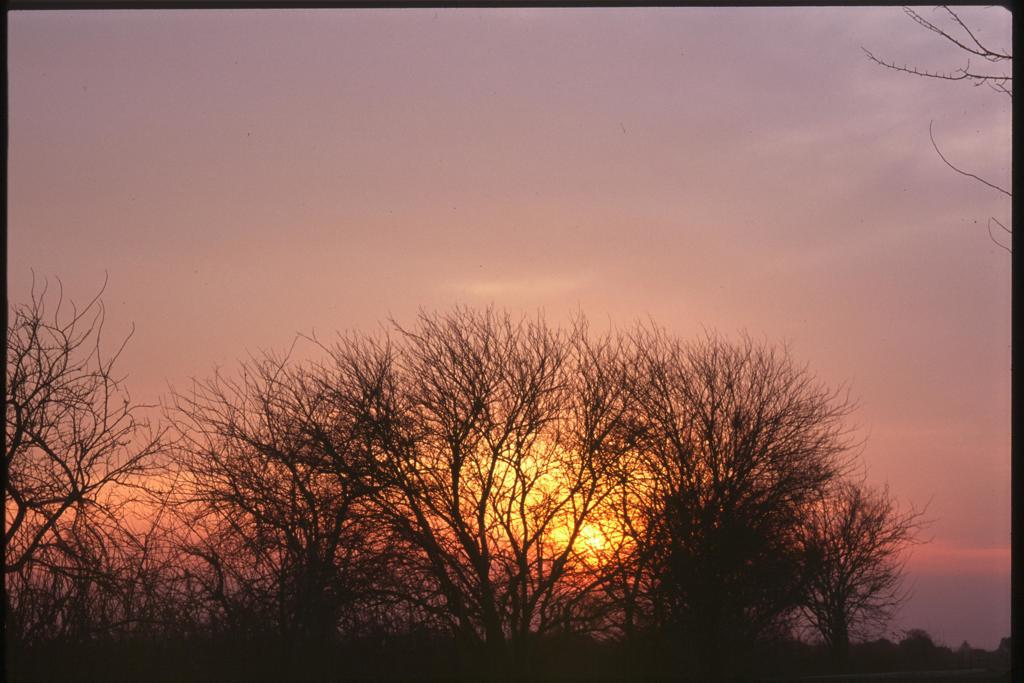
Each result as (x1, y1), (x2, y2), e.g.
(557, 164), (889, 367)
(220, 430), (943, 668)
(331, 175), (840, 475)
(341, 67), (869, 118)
(7, 7), (1011, 649)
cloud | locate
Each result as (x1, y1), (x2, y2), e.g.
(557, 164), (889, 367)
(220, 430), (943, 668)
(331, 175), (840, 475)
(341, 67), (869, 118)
(442, 273), (591, 299)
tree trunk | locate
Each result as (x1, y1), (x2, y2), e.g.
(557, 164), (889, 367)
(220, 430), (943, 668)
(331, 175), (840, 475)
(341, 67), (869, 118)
(830, 615), (850, 671)
(483, 617), (507, 681)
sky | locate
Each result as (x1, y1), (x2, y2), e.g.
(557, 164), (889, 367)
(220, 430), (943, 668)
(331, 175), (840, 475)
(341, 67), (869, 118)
(6, 7), (1012, 649)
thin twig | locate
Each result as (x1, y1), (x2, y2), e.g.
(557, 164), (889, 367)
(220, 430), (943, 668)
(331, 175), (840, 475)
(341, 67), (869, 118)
(929, 121), (1011, 197)
(987, 218), (1012, 254)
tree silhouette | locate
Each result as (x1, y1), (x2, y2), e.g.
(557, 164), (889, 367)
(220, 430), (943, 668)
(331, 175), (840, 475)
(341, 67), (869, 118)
(623, 329), (856, 674)
(799, 479), (926, 668)
(5, 276), (163, 646)
(318, 309), (633, 677)
(168, 344), (383, 653)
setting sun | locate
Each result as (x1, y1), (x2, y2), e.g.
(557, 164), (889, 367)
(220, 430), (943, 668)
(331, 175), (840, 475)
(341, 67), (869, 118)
(549, 516), (623, 565)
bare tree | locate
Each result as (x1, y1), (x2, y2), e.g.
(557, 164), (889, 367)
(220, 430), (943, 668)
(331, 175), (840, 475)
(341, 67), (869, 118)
(799, 479), (926, 668)
(5, 276), (163, 645)
(863, 5), (1011, 252)
(623, 329), (856, 674)
(168, 343), (382, 650)
(319, 309), (632, 677)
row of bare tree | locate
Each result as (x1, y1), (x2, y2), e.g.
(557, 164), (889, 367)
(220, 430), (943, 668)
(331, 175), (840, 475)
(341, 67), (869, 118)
(5, 283), (924, 678)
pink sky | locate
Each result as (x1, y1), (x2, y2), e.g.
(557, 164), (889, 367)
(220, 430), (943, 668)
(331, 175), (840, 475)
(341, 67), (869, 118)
(7, 7), (1011, 649)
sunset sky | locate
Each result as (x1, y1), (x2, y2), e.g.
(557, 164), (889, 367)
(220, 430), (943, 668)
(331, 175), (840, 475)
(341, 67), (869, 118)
(7, 7), (1011, 649)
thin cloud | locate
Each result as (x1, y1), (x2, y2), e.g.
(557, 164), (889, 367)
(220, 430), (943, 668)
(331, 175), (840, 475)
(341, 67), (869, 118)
(443, 273), (591, 299)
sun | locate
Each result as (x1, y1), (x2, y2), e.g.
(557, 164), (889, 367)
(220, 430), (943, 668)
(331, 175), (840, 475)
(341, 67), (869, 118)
(549, 519), (614, 565)
(578, 522), (608, 553)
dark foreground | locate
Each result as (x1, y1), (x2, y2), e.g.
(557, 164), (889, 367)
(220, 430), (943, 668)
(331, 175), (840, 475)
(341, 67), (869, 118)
(773, 671), (1010, 682)
(4, 633), (1012, 682)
